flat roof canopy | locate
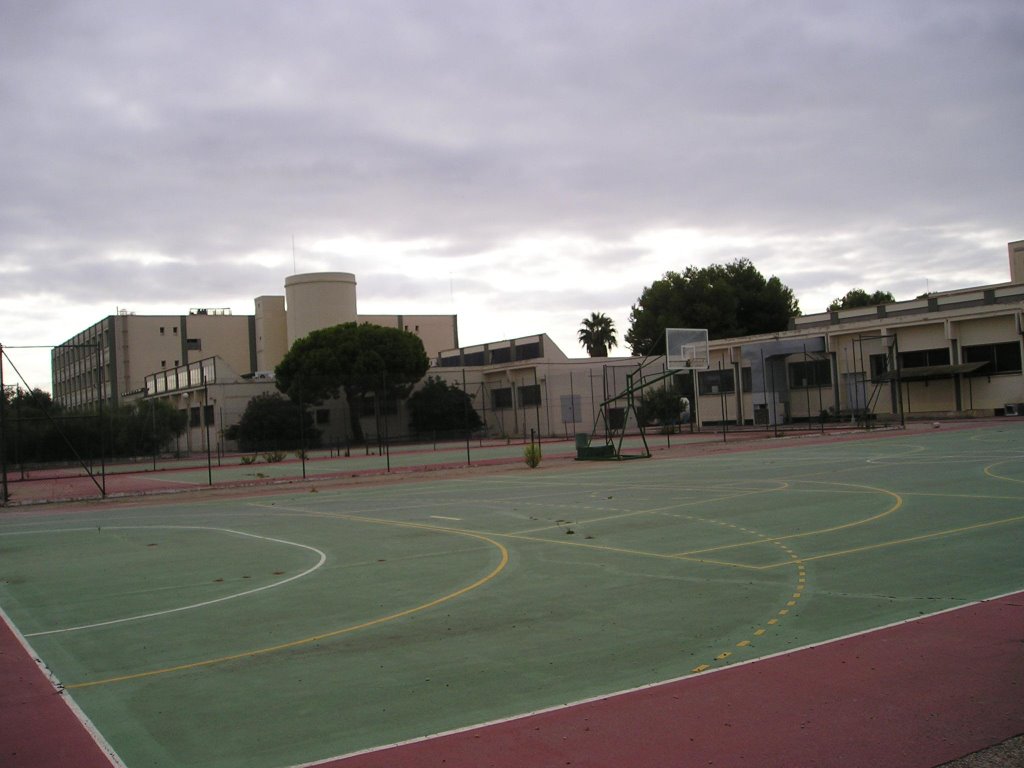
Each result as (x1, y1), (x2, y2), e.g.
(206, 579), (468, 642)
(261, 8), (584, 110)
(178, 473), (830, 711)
(875, 362), (987, 382)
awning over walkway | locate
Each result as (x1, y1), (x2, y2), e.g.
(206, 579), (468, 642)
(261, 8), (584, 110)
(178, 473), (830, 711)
(875, 362), (987, 382)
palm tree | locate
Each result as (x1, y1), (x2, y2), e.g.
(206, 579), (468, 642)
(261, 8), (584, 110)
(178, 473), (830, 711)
(578, 312), (618, 357)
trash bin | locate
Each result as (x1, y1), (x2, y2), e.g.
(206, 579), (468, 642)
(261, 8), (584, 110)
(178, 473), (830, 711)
(575, 433), (590, 453)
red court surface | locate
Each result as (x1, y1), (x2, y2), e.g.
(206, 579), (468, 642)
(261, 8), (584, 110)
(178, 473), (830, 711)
(3, 591), (1022, 768)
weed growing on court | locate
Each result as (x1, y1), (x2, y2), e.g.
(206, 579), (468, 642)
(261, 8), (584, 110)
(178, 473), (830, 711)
(524, 443), (542, 468)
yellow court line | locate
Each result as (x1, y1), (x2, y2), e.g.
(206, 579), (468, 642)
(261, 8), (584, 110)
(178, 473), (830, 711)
(903, 490), (1024, 501)
(66, 523), (509, 690)
(272, 501), (773, 570)
(754, 513), (1024, 569)
(489, 530), (759, 569)
(674, 481), (903, 557)
(510, 485), (788, 536)
(984, 459), (1024, 484)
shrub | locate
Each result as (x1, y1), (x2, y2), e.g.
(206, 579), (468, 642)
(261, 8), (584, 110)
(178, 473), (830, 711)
(240, 455), (258, 465)
(524, 443), (542, 468)
(263, 451), (287, 463)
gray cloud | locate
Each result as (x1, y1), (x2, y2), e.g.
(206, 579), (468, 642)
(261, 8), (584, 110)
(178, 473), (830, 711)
(1, 0), (1021, 387)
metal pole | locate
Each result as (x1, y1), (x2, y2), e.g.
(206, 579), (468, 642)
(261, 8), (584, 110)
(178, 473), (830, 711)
(299, 391), (307, 479)
(803, 345), (812, 431)
(719, 360), (727, 443)
(0, 344), (9, 505)
(203, 371), (212, 487)
(817, 350), (825, 434)
(97, 341), (106, 497)
(15, 385), (23, 479)
(381, 372), (390, 473)
(569, 370), (576, 439)
(462, 368), (471, 466)
(760, 348), (769, 433)
(151, 397), (157, 471)
(533, 368), (542, 442)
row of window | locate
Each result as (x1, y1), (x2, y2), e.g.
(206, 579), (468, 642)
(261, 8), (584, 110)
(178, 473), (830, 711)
(492, 384), (541, 409)
(439, 342), (543, 368)
(870, 342), (1022, 378)
(461, 343), (1024, 410)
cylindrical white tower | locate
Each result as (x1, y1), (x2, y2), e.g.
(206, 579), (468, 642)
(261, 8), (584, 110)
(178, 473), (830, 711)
(285, 272), (358, 346)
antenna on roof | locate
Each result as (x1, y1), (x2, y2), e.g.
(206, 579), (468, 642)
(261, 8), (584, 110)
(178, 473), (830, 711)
(292, 235), (297, 274)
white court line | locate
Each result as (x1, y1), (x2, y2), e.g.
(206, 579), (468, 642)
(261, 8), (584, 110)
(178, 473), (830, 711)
(0, 603), (127, 767)
(283, 587), (1024, 768)
(24, 526), (327, 637)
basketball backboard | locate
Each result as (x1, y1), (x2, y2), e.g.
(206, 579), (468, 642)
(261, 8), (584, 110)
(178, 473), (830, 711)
(665, 328), (709, 371)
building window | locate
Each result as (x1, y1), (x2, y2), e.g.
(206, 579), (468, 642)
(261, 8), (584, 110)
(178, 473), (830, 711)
(492, 387), (513, 409)
(159, 327), (165, 335)
(963, 341), (1023, 376)
(788, 359), (831, 389)
(870, 353), (889, 379)
(741, 366), (753, 393)
(489, 348), (512, 364)
(463, 351), (486, 366)
(514, 342), (541, 361)
(519, 384), (541, 406)
(900, 348), (950, 368)
(172, 326), (178, 334)
(204, 405), (215, 424)
(190, 407), (201, 427)
(186, 338), (202, 351)
(698, 369), (735, 395)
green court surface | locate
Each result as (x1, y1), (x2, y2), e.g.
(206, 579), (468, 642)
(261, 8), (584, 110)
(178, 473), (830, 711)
(2, 424), (1023, 768)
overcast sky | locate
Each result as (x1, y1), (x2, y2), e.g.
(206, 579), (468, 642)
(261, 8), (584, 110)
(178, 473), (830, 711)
(2, 1), (1021, 391)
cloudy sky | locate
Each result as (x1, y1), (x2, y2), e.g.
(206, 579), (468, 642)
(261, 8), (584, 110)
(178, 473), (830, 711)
(2, 1), (1021, 390)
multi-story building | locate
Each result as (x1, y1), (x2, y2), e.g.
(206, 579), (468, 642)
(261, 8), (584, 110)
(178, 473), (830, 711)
(51, 272), (458, 411)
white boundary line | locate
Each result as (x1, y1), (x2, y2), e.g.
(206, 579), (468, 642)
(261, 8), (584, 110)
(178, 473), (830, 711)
(19, 526), (327, 637)
(0, 603), (127, 768)
(284, 587), (1024, 768)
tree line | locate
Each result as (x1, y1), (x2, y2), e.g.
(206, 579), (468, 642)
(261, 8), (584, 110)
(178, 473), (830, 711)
(1, 387), (186, 465)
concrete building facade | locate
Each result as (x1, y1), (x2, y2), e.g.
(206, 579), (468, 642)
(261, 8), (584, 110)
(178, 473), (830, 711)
(50, 240), (1024, 452)
(434, 240), (1024, 437)
(52, 273), (458, 451)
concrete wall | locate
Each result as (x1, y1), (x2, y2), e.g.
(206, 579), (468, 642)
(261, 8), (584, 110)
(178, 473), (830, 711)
(254, 295), (288, 372)
(359, 314), (458, 358)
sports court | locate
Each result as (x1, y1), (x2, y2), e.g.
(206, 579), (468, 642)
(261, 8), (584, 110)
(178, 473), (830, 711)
(2, 421), (1023, 767)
